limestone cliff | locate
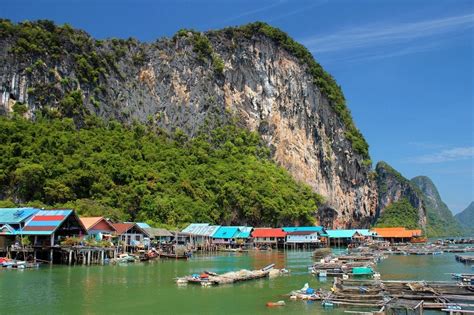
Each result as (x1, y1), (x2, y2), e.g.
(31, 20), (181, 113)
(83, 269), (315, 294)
(411, 176), (462, 237)
(375, 162), (427, 229)
(0, 20), (377, 227)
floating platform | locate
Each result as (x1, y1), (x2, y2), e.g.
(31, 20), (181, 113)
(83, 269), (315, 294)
(456, 255), (474, 264)
(176, 264), (281, 286)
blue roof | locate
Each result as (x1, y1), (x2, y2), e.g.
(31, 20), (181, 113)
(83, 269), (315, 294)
(326, 229), (374, 238)
(212, 226), (240, 239)
(0, 208), (39, 224)
(134, 222), (151, 229)
(282, 226), (325, 233)
(21, 210), (75, 235)
(235, 227), (253, 238)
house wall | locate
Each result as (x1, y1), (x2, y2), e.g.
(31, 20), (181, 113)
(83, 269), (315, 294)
(286, 234), (319, 243)
(253, 237), (277, 243)
(90, 220), (115, 233)
(120, 233), (144, 246)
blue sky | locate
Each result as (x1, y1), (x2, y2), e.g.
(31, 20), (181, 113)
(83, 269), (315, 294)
(3, 0), (473, 213)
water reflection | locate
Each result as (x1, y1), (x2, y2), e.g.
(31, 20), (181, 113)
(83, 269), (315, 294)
(1, 251), (471, 314)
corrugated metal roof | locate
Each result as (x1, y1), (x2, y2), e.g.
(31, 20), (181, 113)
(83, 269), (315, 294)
(326, 229), (359, 238)
(355, 229), (375, 237)
(251, 228), (286, 238)
(21, 210), (74, 235)
(212, 226), (239, 239)
(0, 208), (39, 224)
(143, 228), (173, 238)
(181, 223), (220, 237)
(371, 227), (418, 238)
(182, 223), (208, 233)
(282, 226), (325, 233)
(128, 222), (151, 229)
(235, 227), (253, 238)
(326, 229), (377, 238)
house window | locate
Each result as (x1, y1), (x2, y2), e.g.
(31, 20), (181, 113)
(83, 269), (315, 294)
(270, 237), (275, 241)
(135, 235), (140, 241)
(122, 235), (126, 241)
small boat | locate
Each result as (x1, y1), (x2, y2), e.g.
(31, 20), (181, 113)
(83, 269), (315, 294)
(159, 252), (190, 259)
(289, 283), (326, 300)
(1, 259), (39, 269)
(322, 301), (334, 308)
(262, 263), (275, 272)
(115, 254), (137, 263)
(318, 271), (328, 278)
(266, 301), (285, 307)
(411, 236), (428, 244)
(218, 248), (248, 253)
(137, 250), (150, 261)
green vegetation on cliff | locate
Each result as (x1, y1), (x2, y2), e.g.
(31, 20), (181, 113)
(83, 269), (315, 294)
(375, 198), (420, 230)
(455, 202), (474, 236)
(411, 176), (463, 237)
(0, 116), (323, 228)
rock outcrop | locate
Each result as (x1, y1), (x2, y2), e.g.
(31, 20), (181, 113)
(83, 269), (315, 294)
(455, 202), (474, 236)
(411, 176), (462, 237)
(0, 20), (379, 227)
(375, 162), (426, 229)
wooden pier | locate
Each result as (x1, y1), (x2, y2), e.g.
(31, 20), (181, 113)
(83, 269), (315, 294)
(325, 278), (474, 312)
(456, 255), (474, 264)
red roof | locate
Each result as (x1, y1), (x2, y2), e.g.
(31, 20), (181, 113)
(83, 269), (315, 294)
(251, 228), (286, 238)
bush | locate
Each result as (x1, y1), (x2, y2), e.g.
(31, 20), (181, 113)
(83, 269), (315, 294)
(0, 116), (324, 227)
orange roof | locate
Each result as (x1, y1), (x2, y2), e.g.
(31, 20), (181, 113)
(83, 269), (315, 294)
(80, 217), (102, 230)
(371, 227), (420, 238)
(80, 217), (115, 232)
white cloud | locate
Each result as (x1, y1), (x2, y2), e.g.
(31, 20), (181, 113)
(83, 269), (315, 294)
(301, 13), (474, 55)
(220, 0), (287, 23)
(410, 146), (474, 163)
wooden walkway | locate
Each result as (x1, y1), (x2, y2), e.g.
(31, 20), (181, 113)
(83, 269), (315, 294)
(455, 255), (474, 263)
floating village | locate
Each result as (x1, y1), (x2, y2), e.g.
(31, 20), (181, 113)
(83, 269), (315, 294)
(1, 207), (474, 314)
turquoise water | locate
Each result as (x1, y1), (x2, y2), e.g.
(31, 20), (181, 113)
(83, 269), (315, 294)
(0, 250), (472, 314)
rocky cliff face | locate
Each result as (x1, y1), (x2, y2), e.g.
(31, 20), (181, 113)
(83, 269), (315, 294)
(0, 20), (378, 227)
(375, 162), (426, 229)
(411, 176), (462, 237)
(455, 202), (474, 236)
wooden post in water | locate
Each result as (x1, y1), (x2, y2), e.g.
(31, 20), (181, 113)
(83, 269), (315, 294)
(50, 233), (55, 264)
